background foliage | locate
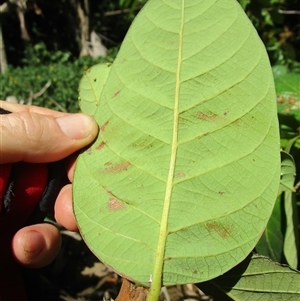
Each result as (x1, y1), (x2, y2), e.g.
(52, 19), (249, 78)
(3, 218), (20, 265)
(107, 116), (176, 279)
(0, 0), (299, 112)
(0, 0), (299, 300)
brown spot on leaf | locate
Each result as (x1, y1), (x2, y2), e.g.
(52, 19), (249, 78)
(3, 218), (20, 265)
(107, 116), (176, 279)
(104, 162), (131, 173)
(218, 191), (225, 195)
(197, 112), (218, 121)
(104, 187), (117, 197)
(108, 198), (125, 211)
(178, 116), (186, 124)
(100, 121), (109, 132)
(206, 221), (231, 239)
(96, 142), (105, 150)
(113, 90), (121, 98)
(193, 270), (198, 274)
(130, 137), (155, 149)
(176, 172), (186, 178)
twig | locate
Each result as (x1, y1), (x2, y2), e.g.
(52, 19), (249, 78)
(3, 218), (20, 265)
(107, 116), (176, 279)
(33, 80), (51, 99)
(104, 8), (131, 16)
(48, 97), (68, 112)
(27, 80), (51, 105)
(104, 6), (141, 16)
(278, 9), (300, 15)
(0, 3), (8, 13)
(161, 287), (171, 301)
(97, 32), (117, 45)
(294, 181), (300, 192)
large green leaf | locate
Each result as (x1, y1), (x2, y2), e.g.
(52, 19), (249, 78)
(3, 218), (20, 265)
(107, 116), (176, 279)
(73, 0), (280, 295)
(197, 253), (300, 301)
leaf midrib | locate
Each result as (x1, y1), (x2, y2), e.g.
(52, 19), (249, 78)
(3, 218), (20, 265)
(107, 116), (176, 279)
(147, 1), (185, 299)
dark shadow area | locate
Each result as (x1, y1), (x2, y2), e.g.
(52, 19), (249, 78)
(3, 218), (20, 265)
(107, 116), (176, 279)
(196, 253), (253, 301)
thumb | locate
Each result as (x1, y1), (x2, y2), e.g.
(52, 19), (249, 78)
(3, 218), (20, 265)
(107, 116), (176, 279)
(0, 110), (98, 164)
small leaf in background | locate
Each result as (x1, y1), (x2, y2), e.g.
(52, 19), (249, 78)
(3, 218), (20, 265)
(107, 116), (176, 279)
(283, 136), (300, 270)
(73, 0), (281, 297)
(257, 141), (299, 269)
(197, 253), (300, 301)
(283, 190), (299, 270)
(78, 63), (111, 115)
(279, 151), (296, 192)
(256, 150), (296, 266)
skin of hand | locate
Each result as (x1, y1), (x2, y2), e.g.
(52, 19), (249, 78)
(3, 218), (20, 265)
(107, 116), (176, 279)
(0, 100), (98, 268)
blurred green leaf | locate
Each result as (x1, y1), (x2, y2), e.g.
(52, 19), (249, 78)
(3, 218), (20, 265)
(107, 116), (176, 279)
(237, 0), (250, 10)
(275, 71), (300, 122)
(275, 67), (300, 142)
(256, 195), (284, 263)
(197, 253), (300, 301)
(272, 65), (289, 77)
(275, 72), (300, 98)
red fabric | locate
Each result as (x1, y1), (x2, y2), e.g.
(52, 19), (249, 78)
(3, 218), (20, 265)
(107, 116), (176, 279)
(0, 162), (48, 301)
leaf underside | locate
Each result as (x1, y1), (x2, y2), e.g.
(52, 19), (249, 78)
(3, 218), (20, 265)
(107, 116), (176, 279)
(73, 0), (280, 287)
(279, 151), (296, 192)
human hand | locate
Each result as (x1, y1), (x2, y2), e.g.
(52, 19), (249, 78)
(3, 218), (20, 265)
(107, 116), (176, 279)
(0, 100), (98, 268)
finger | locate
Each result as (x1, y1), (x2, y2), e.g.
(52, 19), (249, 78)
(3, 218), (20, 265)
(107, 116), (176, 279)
(65, 153), (77, 182)
(0, 100), (67, 116)
(0, 106), (98, 164)
(55, 184), (78, 232)
(12, 223), (61, 268)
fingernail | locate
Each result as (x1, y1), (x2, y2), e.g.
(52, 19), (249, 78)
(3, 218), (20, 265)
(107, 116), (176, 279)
(22, 231), (45, 258)
(56, 114), (95, 140)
